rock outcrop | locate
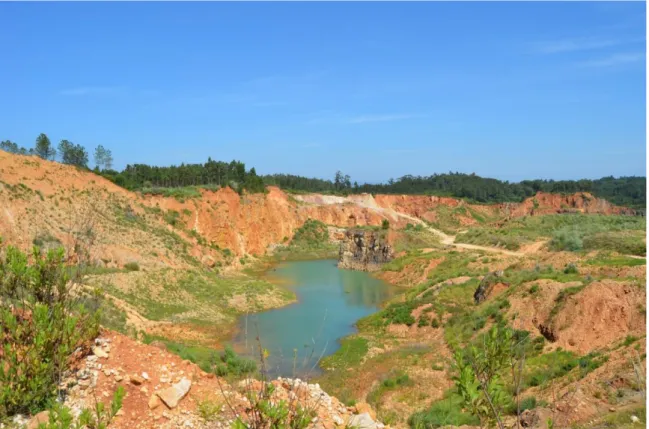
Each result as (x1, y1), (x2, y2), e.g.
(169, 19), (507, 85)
(44, 330), (384, 429)
(338, 230), (394, 272)
(473, 270), (505, 304)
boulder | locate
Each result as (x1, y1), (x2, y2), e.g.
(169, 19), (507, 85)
(27, 411), (50, 429)
(354, 402), (376, 420)
(148, 394), (163, 410)
(130, 375), (145, 385)
(347, 413), (378, 429)
(473, 270), (504, 304)
(156, 377), (192, 409)
(92, 346), (108, 358)
(520, 408), (554, 429)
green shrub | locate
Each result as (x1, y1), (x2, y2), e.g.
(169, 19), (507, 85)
(0, 246), (100, 416)
(164, 210), (181, 226)
(381, 302), (416, 326)
(213, 346), (257, 377)
(519, 397), (538, 412)
(197, 399), (222, 422)
(623, 335), (640, 347)
(382, 219), (390, 230)
(563, 263), (579, 274)
(32, 233), (62, 248)
(290, 219), (330, 249)
(367, 371), (413, 407)
(550, 230), (583, 251)
(124, 262), (140, 271)
(418, 315), (430, 327)
(408, 391), (480, 428)
(38, 386), (125, 429)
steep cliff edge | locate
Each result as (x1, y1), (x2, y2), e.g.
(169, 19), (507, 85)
(0, 151), (636, 270)
(338, 230), (394, 271)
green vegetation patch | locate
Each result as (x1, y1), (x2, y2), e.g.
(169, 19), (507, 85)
(586, 254), (646, 267)
(272, 219), (338, 260)
(100, 269), (294, 326)
(456, 214), (646, 254)
(394, 225), (442, 252)
(320, 337), (369, 370)
(143, 336), (256, 378)
(523, 349), (608, 389)
(367, 370), (413, 408)
(408, 390), (480, 428)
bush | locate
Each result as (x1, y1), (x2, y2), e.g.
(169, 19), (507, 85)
(382, 219), (390, 230)
(623, 335), (640, 347)
(32, 233), (62, 249)
(563, 263), (579, 274)
(0, 245), (100, 416)
(164, 210), (181, 226)
(290, 219), (330, 249)
(124, 262), (140, 271)
(212, 346), (257, 377)
(381, 302), (416, 326)
(418, 315), (430, 327)
(408, 392), (480, 428)
(550, 230), (583, 251)
(197, 399), (221, 422)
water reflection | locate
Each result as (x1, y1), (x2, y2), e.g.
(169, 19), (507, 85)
(230, 260), (397, 378)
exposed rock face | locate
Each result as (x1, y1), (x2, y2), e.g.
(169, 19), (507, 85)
(0, 151), (635, 267)
(338, 230), (394, 272)
(473, 270), (505, 304)
(52, 331), (384, 429)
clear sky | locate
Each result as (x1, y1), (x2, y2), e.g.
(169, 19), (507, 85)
(0, 2), (645, 183)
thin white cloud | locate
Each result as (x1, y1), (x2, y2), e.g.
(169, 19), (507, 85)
(535, 38), (622, 54)
(347, 113), (426, 124)
(577, 52), (645, 68)
(59, 86), (125, 96)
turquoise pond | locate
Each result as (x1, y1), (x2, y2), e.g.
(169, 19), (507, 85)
(230, 259), (397, 378)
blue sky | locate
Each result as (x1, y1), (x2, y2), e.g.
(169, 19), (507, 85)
(0, 2), (645, 183)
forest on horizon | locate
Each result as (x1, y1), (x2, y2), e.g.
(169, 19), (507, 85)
(1, 136), (645, 208)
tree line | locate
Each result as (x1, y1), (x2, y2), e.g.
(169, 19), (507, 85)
(1, 133), (113, 171)
(269, 171), (645, 208)
(0, 135), (644, 207)
(100, 157), (265, 194)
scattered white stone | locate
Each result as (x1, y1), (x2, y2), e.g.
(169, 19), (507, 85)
(156, 377), (192, 409)
(348, 413), (378, 429)
(91, 346), (108, 358)
(142, 372), (150, 380)
(631, 415), (640, 423)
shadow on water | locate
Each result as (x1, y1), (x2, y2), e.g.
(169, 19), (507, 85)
(230, 259), (397, 378)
